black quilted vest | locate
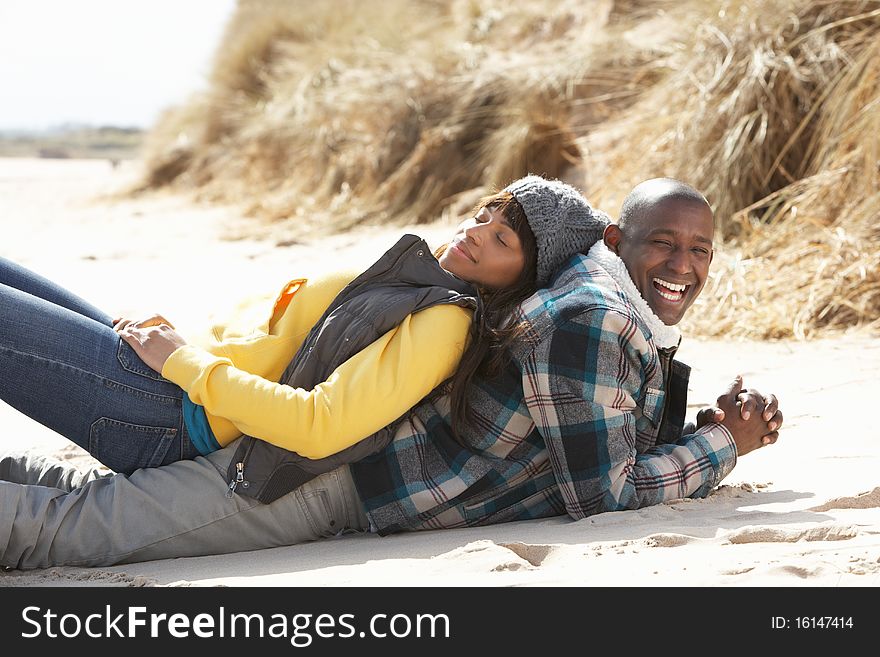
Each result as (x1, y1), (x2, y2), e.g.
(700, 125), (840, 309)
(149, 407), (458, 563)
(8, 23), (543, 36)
(224, 234), (480, 503)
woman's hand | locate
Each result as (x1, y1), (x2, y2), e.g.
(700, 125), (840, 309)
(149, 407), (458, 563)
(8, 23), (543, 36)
(114, 314), (186, 374)
(112, 313), (175, 331)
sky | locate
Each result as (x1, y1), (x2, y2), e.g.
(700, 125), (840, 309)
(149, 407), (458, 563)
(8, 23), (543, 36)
(0, 0), (238, 131)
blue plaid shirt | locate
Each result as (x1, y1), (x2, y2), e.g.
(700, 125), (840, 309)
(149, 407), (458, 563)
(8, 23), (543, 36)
(351, 248), (737, 535)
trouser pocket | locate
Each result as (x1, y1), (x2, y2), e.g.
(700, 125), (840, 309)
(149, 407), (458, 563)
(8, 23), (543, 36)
(296, 485), (339, 538)
(89, 417), (177, 474)
(116, 339), (166, 381)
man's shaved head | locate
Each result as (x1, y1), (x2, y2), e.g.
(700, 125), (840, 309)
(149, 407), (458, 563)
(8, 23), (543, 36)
(619, 178), (711, 235)
(603, 177), (715, 325)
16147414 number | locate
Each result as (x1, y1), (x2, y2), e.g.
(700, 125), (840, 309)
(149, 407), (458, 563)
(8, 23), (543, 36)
(795, 617), (854, 629)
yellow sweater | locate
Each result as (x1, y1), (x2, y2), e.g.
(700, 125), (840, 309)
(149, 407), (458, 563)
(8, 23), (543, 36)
(161, 268), (472, 459)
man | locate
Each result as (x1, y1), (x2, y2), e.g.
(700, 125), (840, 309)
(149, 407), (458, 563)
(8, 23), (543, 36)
(0, 178), (781, 568)
(350, 177), (780, 531)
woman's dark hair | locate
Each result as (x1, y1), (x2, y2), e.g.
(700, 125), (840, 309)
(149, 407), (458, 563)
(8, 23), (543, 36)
(433, 190), (538, 442)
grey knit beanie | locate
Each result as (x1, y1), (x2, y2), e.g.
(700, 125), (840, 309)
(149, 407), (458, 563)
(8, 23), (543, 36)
(504, 175), (610, 286)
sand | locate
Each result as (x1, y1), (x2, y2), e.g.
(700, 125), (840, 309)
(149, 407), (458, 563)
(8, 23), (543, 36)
(0, 156), (878, 589)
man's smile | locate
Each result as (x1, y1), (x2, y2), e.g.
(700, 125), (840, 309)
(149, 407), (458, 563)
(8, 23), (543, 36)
(652, 277), (690, 302)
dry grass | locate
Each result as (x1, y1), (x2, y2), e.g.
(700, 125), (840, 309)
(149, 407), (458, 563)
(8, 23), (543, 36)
(138, 0), (672, 221)
(663, 0), (880, 338)
(137, 0), (880, 340)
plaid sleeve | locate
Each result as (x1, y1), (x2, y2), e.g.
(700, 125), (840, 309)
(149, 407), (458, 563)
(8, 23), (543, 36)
(521, 306), (737, 519)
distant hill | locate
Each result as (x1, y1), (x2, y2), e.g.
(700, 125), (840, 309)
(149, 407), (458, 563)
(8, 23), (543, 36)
(0, 125), (143, 161)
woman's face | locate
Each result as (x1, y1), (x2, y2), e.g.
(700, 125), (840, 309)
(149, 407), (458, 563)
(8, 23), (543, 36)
(438, 205), (526, 289)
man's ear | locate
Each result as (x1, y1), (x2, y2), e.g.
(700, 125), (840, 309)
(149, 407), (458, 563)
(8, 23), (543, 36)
(603, 224), (623, 255)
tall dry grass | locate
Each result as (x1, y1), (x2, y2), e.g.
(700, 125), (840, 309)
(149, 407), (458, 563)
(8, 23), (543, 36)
(140, 0), (685, 221)
(138, 0), (880, 340)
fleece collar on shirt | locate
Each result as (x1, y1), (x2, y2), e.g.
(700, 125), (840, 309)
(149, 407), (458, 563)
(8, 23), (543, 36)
(587, 240), (682, 349)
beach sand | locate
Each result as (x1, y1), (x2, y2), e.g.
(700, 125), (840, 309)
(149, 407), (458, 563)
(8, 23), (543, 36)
(1, 157), (878, 588)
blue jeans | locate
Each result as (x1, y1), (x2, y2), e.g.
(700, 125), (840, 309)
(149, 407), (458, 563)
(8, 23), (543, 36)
(0, 257), (199, 474)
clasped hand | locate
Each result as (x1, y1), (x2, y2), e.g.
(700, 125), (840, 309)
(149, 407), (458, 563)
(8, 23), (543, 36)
(112, 313), (188, 375)
(695, 375), (783, 457)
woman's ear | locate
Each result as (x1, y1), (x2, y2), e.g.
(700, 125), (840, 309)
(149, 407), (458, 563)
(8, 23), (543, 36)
(603, 224), (623, 255)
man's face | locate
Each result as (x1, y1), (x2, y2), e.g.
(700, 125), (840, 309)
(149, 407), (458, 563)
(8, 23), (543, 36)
(606, 199), (714, 325)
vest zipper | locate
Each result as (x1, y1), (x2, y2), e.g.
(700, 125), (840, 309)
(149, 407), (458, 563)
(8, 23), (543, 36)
(225, 440), (255, 498)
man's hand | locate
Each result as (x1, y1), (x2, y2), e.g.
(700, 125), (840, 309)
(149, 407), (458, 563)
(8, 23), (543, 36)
(713, 375), (782, 457)
(114, 314), (186, 374)
(695, 387), (783, 446)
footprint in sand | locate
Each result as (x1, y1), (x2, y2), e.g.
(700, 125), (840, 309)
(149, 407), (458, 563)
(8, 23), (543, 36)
(808, 486), (880, 512)
(0, 568), (157, 587)
(642, 533), (699, 548)
(498, 542), (555, 567)
(725, 523), (858, 544)
(438, 540), (558, 572)
(726, 553), (880, 579)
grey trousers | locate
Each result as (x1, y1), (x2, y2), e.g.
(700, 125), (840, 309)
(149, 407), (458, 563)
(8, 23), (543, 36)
(0, 440), (371, 570)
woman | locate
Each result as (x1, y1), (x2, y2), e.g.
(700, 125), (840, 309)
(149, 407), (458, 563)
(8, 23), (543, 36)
(0, 175), (608, 484)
